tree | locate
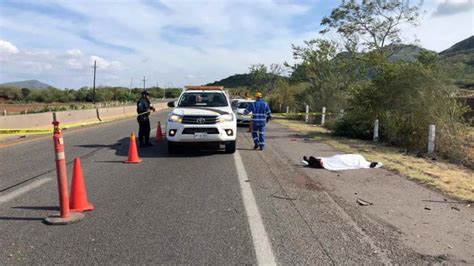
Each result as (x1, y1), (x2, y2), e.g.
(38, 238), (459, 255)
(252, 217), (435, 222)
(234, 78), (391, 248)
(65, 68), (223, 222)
(21, 88), (31, 100)
(268, 63), (284, 91)
(320, 0), (423, 61)
(249, 64), (268, 90)
(288, 39), (353, 111)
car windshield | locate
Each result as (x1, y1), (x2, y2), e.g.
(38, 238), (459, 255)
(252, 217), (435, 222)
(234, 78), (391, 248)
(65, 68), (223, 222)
(178, 92), (228, 107)
(238, 102), (252, 109)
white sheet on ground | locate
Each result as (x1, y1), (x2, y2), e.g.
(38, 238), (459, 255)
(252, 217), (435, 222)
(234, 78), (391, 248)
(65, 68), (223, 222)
(319, 154), (381, 171)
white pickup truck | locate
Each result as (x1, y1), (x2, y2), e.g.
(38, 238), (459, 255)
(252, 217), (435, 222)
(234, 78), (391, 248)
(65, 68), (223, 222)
(166, 86), (237, 154)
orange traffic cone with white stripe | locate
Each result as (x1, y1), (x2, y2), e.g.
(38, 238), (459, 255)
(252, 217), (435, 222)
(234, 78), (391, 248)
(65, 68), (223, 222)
(156, 121), (163, 142)
(124, 132), (142, 163)
(69, 158), (94, 212)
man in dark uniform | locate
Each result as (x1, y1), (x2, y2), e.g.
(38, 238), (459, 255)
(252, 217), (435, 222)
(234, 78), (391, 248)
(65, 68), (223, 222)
(137, 91), (155, 147)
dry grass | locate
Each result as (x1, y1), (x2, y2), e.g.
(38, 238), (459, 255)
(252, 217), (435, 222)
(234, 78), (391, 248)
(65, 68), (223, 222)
(274, 118), (474, 202)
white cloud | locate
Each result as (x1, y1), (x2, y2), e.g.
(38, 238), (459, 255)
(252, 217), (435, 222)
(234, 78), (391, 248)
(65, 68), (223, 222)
(90, 55), (122, 70)
(433, 0), (474, 16)
(67, 58), (84, 69)
(0, 40), (19, 54)
(67, 49), (83, 56)
(0, 0), (472, 88)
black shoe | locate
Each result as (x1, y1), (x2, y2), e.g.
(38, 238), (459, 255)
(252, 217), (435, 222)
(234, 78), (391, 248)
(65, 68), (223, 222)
(253, 144), (259, 150)
(303, 156), (309, 162)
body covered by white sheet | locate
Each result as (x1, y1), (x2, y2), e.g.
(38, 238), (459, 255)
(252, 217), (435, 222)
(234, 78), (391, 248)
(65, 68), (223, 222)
(319, 154), (374, 171)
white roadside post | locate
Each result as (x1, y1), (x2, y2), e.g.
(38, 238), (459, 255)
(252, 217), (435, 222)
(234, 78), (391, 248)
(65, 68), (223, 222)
(339, 109), (344, 119)
(3, 110), (6, 116)
(428, 124), (436, 154)
(321, 107), (326, 126)
(286, 106), (289, 114)
(373, 119), (379, 142)
(305, 105), (309, 123)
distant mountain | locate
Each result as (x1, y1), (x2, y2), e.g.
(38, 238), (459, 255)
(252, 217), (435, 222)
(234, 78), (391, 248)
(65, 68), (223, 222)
(438, 36), (474, 89)
(206, 74), (255, 88)
(209, 37), (474, 90)
(387, 44), (427, 62)
(0, 79), (53, 89)
(440, 35), (474, 56)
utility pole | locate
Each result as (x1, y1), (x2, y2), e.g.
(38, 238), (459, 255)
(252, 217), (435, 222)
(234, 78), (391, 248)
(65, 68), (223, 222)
(92, 60), (97, 105)
(163, 82), (166, 100)
(129, 77), (133, 98)
(142, 76), (147, 91)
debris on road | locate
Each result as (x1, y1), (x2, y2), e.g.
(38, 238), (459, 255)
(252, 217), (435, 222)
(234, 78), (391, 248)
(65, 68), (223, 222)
(272, 195), (297, 201)
(451, 206), (461, 211)
(356, 198), (373, 206)
(424, 207), (431, 210)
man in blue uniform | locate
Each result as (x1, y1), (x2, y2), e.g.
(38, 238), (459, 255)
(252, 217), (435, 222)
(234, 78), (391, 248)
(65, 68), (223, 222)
(245, 92), (272, 150)
(137, 91), (155, 147)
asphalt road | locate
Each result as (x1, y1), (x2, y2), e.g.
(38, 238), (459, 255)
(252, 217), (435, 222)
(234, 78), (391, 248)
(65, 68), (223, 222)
(0, 109), (471, 264)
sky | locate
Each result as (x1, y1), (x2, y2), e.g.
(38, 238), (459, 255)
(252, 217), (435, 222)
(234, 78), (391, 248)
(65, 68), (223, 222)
(0, 0), (473, 89)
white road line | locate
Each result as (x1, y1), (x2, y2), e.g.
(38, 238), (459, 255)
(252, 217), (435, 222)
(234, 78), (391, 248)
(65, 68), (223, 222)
(234, 151), (276, 265)
(0, 178), (52, 205)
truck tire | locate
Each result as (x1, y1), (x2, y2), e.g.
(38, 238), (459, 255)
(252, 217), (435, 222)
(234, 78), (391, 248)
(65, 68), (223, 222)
(225, 141), (236, 154)
(168, 141), (176, 154)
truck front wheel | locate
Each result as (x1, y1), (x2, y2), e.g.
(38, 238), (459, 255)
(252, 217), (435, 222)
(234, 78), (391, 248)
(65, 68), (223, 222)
(168, 141), (176, 154)
(225, 141), (236, 154)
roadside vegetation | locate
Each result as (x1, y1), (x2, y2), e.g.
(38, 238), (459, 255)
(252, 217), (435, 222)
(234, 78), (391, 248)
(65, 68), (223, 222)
(0, 86), (182, 114)
(211, 0), (473, 168)
(0, 86), (181, 104)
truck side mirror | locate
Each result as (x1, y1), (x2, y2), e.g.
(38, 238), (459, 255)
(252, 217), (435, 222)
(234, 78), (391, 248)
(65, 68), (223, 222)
(167, 101), (175, 108)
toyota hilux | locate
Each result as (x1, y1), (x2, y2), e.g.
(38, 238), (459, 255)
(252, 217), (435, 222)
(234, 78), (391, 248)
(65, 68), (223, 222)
(166, 86), (237, 154)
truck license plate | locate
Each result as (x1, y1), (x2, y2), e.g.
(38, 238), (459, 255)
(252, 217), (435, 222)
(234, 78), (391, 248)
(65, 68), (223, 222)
(194, 132), (207, 139)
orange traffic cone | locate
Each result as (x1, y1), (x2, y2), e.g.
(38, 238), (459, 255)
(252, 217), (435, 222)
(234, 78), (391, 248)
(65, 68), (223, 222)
(156, 121), (163, 142)
(69, 158), (94, 212)
(124, 132), (142, 163)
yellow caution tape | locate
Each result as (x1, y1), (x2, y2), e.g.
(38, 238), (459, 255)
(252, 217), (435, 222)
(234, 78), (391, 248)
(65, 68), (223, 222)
(0, 129), (53, 135)
(0, 121), (102, 135)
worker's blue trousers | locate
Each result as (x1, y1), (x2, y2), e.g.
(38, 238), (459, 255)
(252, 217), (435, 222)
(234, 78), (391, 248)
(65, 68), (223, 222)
(251, 122), (266, 149)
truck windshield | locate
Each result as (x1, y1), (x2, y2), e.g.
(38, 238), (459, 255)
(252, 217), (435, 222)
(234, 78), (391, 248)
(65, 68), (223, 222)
(178, 92), (228, 107)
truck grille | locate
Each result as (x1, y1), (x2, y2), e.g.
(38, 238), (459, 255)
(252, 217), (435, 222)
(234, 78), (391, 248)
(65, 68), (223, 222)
(182, 128), (219, 134)
(182, 115), (218, 125)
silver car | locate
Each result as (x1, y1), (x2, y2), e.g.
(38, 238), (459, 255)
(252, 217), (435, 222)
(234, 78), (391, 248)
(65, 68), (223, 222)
(232, 99), (254, 125)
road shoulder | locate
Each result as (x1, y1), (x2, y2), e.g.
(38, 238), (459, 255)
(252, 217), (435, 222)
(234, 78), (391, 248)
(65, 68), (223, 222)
(261, 120), (473, 263)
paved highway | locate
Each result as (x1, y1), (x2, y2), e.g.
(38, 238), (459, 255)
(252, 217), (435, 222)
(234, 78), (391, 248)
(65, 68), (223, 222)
(0, 109), (471, 264)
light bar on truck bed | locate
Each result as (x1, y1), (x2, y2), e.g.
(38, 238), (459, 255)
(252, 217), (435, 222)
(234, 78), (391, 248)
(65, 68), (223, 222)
(184, 85), (224, 91)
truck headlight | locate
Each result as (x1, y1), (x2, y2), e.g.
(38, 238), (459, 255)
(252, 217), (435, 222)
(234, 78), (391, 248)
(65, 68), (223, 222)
(218, 114), (234, 123)
(168, 114), (182, 123)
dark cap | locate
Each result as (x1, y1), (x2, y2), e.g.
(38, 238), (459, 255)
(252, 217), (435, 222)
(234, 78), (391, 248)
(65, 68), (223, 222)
(141, 90), (150, 96)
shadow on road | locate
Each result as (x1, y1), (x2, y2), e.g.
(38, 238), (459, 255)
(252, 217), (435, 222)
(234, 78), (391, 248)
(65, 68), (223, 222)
(0, 217), (44, 221)
(12, 206), (59, 211)
(76, 136), (228, 161)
